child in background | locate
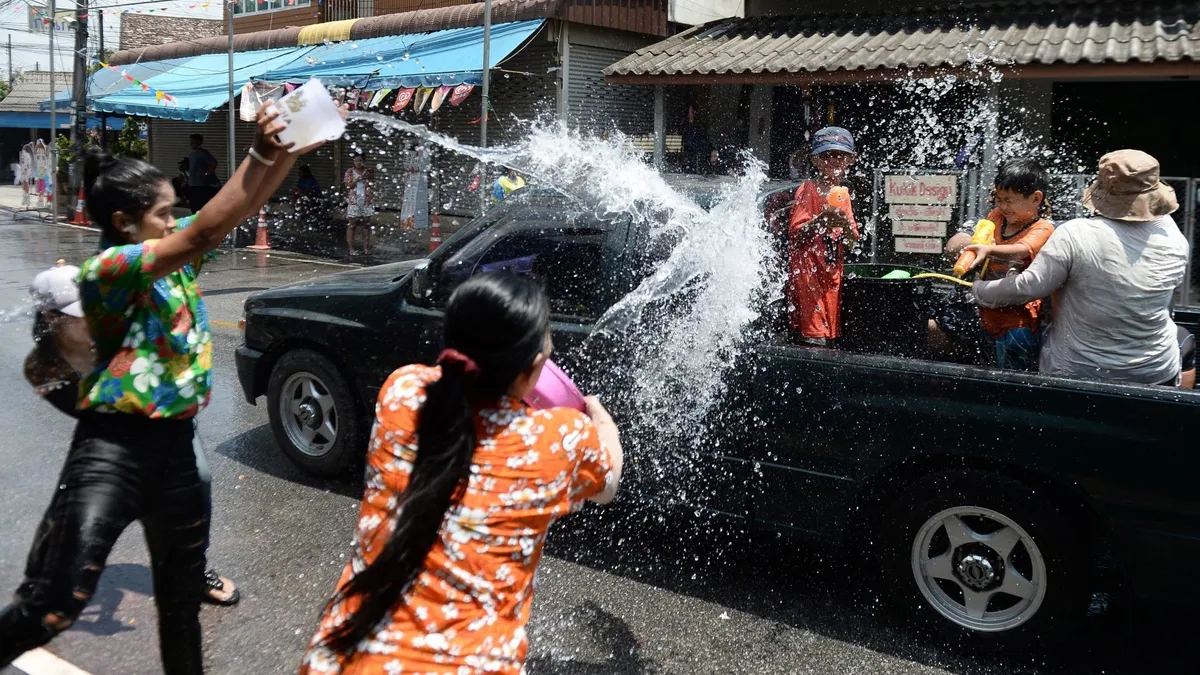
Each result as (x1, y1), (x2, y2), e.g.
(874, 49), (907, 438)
(957, 158), (1056, 370)
(787, 126), (859, 345)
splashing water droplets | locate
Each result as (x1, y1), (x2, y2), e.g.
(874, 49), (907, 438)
(348, 111), (775, 502)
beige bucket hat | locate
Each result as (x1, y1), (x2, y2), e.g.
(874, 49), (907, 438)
(1082, 150), (1178, 222)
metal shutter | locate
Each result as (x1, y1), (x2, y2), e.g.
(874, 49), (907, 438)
(151, 112), (340, 205)
(149, 112), (256, 186)
(567, 44), (652, 136)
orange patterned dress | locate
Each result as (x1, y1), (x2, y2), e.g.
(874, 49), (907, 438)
(300, 364), (613, 675)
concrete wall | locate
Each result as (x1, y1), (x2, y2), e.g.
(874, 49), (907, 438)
(118, 15), (224, 51)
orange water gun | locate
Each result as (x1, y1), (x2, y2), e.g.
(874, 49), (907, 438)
(826, 186), (851, 213)
(953, 219), (996, 277)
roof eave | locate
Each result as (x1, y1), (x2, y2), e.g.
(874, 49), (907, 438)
(605, 59), (1200, 85)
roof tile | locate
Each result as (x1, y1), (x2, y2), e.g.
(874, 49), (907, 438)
(605, 1), (1200, 77)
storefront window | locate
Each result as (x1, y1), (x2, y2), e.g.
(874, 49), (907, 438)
(232, 0), (308, 15)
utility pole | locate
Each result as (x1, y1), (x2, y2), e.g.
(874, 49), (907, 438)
(72, 0), (89, 189)
(480, 0), (491, 150)
(98, 8), (106, 149)
(7, 35), (11, 86)
(49, 0), (57, 224)
(226, 3), (236, 246)
(478, 0), (491, 214)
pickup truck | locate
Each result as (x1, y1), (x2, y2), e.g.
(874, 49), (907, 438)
(235, 187), (1200, 650)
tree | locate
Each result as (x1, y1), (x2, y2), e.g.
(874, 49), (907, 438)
(111, 117), (148, 160)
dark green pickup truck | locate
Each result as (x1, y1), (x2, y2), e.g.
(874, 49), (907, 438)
(235, 188), (1200, 649)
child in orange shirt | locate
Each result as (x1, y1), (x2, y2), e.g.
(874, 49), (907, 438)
(787, 127), (859, 345)
(958, 158), (1056, 370)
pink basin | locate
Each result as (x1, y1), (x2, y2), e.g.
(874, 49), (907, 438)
(525, 360), (587, 412)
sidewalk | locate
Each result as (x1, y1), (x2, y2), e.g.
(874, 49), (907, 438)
(0, 184), (468, 265)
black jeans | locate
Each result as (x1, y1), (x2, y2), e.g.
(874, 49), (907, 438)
(0, 413), (209, 675)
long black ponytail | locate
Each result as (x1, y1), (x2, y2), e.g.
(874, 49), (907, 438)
(322, 273), (550, 652)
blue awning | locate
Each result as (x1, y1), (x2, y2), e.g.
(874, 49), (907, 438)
(92, 47), (313, 123)
(41, 59), (194, 112)
(260, 20), (545, 90)
(0, 112), (125, 130)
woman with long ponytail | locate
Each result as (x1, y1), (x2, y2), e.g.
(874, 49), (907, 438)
(300, 273), (623, 674)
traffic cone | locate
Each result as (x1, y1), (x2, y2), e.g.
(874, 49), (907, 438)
(248, 207), (271, 250)
(428, 215), (443, 254)
(70, 186), (88, 225)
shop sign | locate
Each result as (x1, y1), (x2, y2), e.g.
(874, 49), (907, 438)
(893, 220), (947, 237)
(894, 237), (944, 254)
(891, 204), (953, 221)
(885, 174), (958, 205)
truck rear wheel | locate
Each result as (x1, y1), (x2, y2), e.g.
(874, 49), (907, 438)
(267, 349), (362, 477)
(882, 469), (1088, 649)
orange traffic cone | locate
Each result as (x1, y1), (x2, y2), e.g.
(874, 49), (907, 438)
(248, 207), (271, 250)
(70, 186), (88, 225)
(428, 215), (443, 254)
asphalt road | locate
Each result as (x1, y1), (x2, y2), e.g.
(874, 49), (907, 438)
(0, 219), (1188, 674)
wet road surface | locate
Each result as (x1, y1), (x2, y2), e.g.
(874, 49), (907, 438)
(0, 219), (1188, 674)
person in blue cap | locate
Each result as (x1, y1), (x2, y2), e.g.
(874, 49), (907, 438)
(786, 126), (860, 346)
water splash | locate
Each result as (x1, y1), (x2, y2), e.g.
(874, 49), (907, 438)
(348, 112), (775, 498)
(0, 298), (34, 325)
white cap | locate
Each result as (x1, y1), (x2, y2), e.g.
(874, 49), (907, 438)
(30, 264), (83, 317)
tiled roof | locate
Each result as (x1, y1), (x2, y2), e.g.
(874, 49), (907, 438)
(605, 1), (1200, 78)
(0, 71), (65, 112)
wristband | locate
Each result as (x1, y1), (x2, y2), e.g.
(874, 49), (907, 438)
(248, 146), (276, 166)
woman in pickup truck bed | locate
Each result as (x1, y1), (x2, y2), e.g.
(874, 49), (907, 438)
(300, 274), (624, 675)
(974, 150), (1188, 385)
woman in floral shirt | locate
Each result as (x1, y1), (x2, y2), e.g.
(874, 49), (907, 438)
(301, 274), (624, 674)
(0, 104), (328, 675)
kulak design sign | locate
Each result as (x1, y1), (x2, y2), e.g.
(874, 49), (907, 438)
(884, 174), (959, 254)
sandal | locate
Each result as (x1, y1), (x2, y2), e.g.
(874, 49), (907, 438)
(203, 570), (240, 606)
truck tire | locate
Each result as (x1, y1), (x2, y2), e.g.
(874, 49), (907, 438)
(882, 469), (1088, 650)
(267, 349), (362, 477)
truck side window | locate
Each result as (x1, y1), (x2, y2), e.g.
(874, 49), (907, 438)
(435, 206), (611, 321)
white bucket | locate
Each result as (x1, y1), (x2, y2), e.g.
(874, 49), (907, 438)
(273, 78), (346, 152)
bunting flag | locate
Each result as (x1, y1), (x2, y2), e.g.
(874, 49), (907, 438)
(429, 85), (452, 113)
(412, 87), (434, 114)
(449, 83), (474, 107)
(97, 61), (175, 104)
(392, 88), (415, 112)
(369, 89), (391, 108)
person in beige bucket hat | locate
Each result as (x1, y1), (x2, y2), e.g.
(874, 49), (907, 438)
(972, 149), (1189, 386)
(1083, 149), (1178, 221)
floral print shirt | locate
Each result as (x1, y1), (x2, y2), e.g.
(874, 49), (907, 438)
(76, 220), (212, 418)
(300, 364), (614, 675)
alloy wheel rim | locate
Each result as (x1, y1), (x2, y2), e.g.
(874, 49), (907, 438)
(910, 505), (1047, 632)
(279, 372), (338, 458)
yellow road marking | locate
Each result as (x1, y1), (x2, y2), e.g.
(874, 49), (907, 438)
(210, 319), (241, 330)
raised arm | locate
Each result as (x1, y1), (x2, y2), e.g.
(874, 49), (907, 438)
(973, 250), (1068, 308)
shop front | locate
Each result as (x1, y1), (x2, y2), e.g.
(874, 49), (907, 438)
(607, 1), (1200, 290)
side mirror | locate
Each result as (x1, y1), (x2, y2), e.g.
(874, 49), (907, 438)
(411, 259), (433, 301)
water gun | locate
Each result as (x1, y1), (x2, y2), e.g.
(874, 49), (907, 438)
(953, 219), (996, 277)
(826, 186), (851, 214)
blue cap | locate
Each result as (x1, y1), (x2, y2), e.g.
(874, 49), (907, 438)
(811, 126), (856, 156)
